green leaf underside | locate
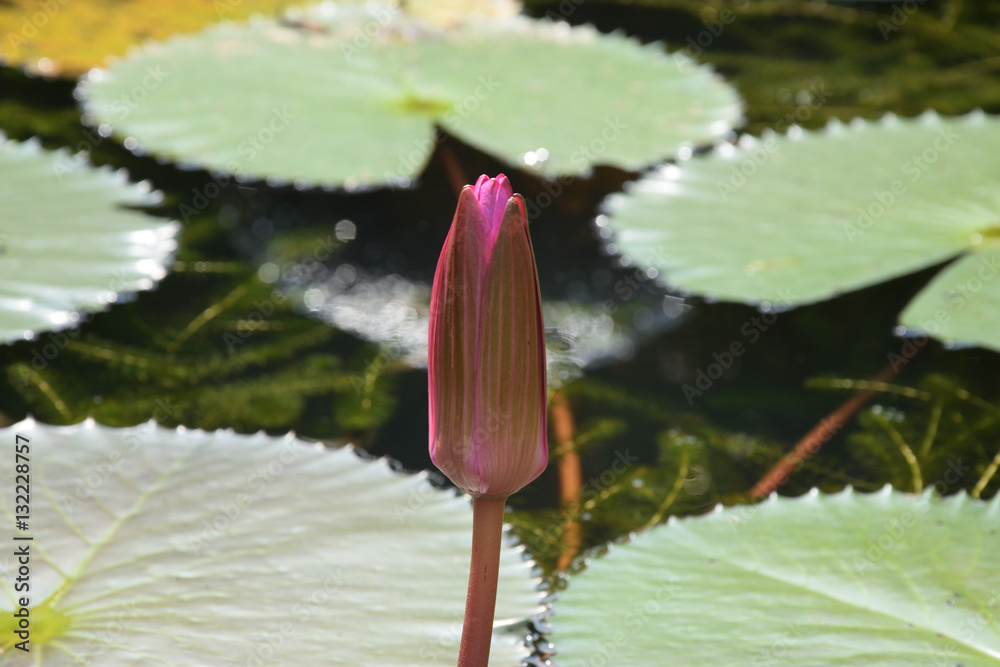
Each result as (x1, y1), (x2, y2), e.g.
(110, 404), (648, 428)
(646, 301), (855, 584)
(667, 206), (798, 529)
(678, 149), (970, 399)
(79, 3), (742, 189)
(552, 487), (1000, 666)
(605, 112), (1000, 349)
(0, 136), (177, 344)
(0, 419), (541, 666)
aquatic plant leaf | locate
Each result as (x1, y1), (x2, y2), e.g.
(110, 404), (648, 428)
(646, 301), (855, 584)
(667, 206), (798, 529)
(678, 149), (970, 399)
(0, 419), (542, 666)
(0, 135), (177, 344)
(604, 112), (1000, 350)
(0, 0), (289, 76)
(78, 3), (742, 189)
(900, 249), (1000, 351)
(390, 20), (741, 179)
(551, 487), (1000, 666)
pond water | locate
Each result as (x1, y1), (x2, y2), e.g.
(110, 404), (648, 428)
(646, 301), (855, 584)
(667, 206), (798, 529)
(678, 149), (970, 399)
(1, 0), (998, 572)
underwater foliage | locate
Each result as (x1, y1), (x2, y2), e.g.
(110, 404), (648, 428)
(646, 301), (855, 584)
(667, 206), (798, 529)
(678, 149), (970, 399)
(0, 0), (999, 663)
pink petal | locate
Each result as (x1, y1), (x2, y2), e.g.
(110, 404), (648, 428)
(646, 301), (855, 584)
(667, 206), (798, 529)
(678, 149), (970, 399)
(428, 186), (489, 490)
(472, 194), (548, 496)
(472, 174), (513, 243)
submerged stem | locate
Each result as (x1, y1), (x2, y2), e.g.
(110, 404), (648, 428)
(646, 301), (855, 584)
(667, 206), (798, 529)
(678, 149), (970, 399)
(972, 450), (1000, 499)
(552, 391), (582, 571)
(751, 363), (899, 498)
(457, 495), (507, 667)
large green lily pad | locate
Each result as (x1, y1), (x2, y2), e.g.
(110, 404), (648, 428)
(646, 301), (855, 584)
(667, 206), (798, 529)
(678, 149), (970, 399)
(551, 487), (1000, 666)
(0, 135), (177, 344)
(0, 419), (541, 665)
(604, 111), (1000, 350)
(78, 2), (742, 189)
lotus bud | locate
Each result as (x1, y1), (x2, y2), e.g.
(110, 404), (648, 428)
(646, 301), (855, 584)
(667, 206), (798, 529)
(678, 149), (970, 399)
(428, 173), (548, 498)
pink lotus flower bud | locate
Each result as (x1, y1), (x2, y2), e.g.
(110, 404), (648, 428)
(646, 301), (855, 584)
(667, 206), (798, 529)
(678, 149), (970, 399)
(428, 174), (548, 498)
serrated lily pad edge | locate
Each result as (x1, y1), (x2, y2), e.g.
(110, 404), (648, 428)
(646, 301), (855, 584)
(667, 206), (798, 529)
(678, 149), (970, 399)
(598, 109), (992, 294)
(596, 109), (1000, 352)
(3, 416), (552, 662)
(73, 6), (744, 192)
(546, 485), (1000, 665)
(561, 484), (993, 575)
(1, 134), (179, 344)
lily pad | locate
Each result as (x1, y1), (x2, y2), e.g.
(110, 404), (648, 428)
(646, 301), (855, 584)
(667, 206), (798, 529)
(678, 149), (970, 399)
(900, 251), (1000, 352)
(78, 2), (742, 189)
(604, 111), (1000, 350)
(0, 419), (542, 665)
(551, 487), (1000, 666)
(0, 135), (177, 344)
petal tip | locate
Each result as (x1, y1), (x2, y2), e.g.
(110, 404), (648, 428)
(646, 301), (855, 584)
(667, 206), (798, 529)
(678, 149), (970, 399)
(472, 174), (514, 233)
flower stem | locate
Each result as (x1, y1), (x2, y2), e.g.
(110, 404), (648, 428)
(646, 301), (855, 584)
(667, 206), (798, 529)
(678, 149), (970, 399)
(457, 494), (507, 667)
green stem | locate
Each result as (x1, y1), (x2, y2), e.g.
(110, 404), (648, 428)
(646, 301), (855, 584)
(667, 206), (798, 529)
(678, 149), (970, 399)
(457, 495), (507, 667)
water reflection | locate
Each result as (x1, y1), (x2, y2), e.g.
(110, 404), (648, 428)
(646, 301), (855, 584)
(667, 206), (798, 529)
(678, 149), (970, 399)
(275, 256), (689, 385)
